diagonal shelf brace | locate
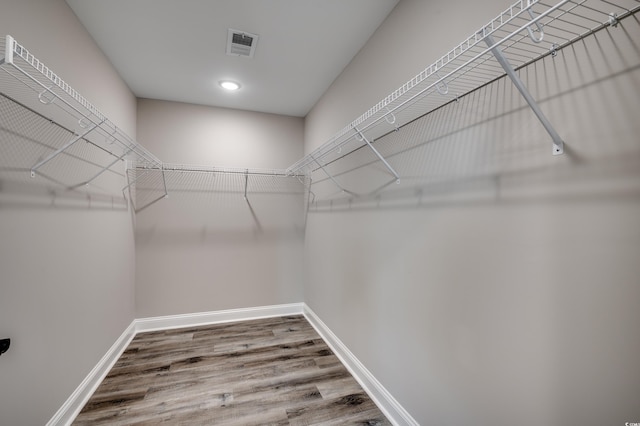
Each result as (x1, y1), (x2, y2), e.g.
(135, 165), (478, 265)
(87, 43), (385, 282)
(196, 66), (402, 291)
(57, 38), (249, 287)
(31, 120), (104, 177)
(75, 147), (134, 188)
(121, 167), (151, 194)
(310, 155), (351, 194)
(132, 165), (169, 213)
(161, 164), (168, 198)
(244, 169), (249, 200)
(354, 127), (400, 181)
(484, 33), (564, 155)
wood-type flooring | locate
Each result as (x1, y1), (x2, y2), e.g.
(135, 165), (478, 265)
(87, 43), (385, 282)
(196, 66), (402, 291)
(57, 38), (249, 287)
(73, 315), (391, 425)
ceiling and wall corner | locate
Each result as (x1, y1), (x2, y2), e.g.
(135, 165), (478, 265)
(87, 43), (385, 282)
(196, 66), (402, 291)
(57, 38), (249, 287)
(64, 0), (400, 117)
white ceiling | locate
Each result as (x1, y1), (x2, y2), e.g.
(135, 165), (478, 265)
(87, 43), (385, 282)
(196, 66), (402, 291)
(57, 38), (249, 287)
(65, 0), (399, 117)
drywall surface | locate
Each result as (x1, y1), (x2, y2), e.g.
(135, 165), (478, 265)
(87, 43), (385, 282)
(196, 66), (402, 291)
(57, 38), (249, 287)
(135, 99), (305, 317)
(303, 0), (640, 424)
(0, 0), (137, 425)
(137, 99), (304, 168)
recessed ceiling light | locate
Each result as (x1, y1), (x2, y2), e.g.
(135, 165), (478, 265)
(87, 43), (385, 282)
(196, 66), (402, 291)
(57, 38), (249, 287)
(219, 81), (240, 91)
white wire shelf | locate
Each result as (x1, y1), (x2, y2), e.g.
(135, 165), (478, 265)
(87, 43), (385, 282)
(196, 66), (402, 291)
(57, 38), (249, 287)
(128, 163), (309, 213)
(0, 32), (309, 211)
(151, 163), (305, 177)
(0, 34), (162, 194)
(3, 0), (637, 210)
(287, 0), (640, 177)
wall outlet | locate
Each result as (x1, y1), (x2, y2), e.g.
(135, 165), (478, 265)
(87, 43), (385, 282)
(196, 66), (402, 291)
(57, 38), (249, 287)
(0, 338), (10, 355)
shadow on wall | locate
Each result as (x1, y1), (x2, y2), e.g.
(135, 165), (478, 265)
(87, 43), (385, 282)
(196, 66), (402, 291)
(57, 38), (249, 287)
(0, 178), (128, 211)
(307, 17), (640, 213)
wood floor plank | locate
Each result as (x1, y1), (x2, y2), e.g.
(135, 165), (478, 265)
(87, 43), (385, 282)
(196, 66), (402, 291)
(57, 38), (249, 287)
(316, 376), (366, 400)
(73, 315), (391, 425)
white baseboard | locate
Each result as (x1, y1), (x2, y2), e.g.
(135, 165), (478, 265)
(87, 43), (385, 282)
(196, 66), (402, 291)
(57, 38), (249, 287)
(49, 302), (416, 426)
(46, 321), (137, 426)
(134, 303), (305, 333)
(303, 305), (419, 426)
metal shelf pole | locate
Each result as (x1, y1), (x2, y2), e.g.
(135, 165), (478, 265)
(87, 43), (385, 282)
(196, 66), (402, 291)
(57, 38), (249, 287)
(355, 127), (400, 181)
(484, 33), (564, 155)
(161, 164), (168, 198)
(311, 155), (350, 194)
(244, 169), (249, 200)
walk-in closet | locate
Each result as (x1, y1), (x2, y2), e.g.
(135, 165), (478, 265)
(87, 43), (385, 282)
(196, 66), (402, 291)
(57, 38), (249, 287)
(1, 0), (639, 425)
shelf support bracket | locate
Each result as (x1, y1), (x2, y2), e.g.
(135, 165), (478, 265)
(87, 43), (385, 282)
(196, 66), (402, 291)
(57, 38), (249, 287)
(121, 167), (151, 194)
(484, 34), (563, 155)
(75, 147), (134, 188)
(354, 127), (400, 181)
(161, 164), (168, 198)
(243, 169), (249, 200)
(31, 120), (104, 177)
(310, 155), (351, 194)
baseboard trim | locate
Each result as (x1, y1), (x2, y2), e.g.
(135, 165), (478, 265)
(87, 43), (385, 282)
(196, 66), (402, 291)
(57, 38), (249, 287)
(303, 305), (419, 426)
(49, 302), (416, 425)
(46, 321), (136, 426)
(134, 303), (305, 333)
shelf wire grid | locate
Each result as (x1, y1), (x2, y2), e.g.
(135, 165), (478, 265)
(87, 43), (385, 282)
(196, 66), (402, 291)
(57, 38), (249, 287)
(307, 4), (640, 205)
(128, 164), (309, 213)
(0, 92), (127, 195)
(288, 0), (640, 179)
(0, 34), (162, 194)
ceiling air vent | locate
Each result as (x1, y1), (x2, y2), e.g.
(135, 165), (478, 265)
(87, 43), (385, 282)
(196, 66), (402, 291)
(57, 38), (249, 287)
(226, 29), (259, 58)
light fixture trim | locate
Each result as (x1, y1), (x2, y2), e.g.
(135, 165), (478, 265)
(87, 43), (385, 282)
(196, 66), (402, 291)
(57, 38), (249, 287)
(219, 80), (241, 91)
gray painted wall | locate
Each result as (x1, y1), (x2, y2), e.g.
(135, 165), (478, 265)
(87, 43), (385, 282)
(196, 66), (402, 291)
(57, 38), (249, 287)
(135, 99), (305, 317)
(137, 99), (303, 169)
(0, 0), (138, 425)
(303, 0), (640, 425)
